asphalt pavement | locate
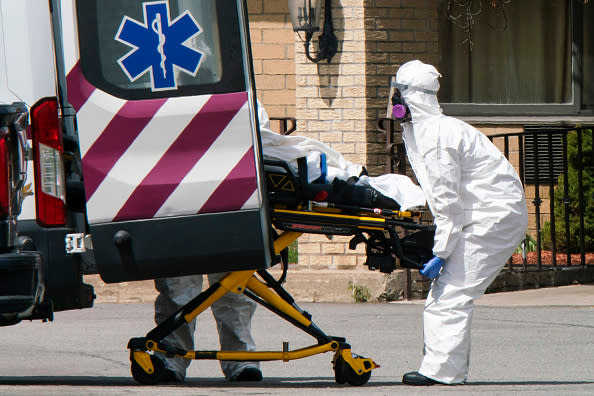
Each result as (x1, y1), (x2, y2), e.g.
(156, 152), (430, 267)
(0, 284), (592, 395)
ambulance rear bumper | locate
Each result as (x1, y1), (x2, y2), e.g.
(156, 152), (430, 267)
(92, 209), (272, 283)
(0, 251), (43, 318)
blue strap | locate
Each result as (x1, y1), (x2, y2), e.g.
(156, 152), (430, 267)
(319, 153), (327, 184)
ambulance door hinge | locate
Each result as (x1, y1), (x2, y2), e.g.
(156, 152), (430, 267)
(65, 233), (93, 253)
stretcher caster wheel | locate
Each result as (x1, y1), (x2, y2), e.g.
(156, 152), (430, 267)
(333, 355), (347, 384)
(333, 354), (372, 386)
(130, 353), (166, 385)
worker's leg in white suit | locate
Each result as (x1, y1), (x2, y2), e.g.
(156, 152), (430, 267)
(207, 272), (260, 380)
(154, 273), (260, 381)
(154, 274), (203, 381)
(418, 228), (521, 384)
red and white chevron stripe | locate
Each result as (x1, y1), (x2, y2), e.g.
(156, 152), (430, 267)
(66, 62), (259, 224)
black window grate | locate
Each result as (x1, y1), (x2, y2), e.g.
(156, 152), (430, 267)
(523, 128), (566, 185)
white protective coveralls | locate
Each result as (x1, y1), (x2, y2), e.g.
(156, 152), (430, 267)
(154, 273), (258, 381)
(395, 60), (528, 384)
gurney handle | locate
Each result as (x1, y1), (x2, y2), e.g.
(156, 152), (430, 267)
(387, 219), (435, 231)
(311, 201), (420, 220)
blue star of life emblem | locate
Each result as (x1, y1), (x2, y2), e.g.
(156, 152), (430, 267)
(115, 1), (202, 91)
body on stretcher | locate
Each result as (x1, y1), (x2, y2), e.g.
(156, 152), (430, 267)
(264, 157), (435, 273)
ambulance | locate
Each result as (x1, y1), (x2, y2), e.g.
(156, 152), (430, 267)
(1, 0), (273, 325)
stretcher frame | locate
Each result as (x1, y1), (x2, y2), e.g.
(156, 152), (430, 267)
(128, 161), (435, 387)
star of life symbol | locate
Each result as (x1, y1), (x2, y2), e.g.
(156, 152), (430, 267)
(115, 1), (203, 91)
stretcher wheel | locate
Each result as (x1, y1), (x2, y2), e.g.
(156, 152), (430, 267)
(131, 354), (165, 385)
(333, 354), (372, 386)
(333, 355), (347, 384)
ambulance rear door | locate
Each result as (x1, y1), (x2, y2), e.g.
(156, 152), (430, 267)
(58, 0), (272, 282)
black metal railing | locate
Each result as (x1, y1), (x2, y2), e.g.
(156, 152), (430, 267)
(377, 118), (593, 271)
(269, 117), (297, 136)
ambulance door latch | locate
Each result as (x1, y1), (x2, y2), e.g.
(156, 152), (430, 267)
(65, 233), (93, 253)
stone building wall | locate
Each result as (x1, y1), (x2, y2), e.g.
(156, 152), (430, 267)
(247, 0), (296, 120)
(249, 1), (540, 270)
(363, 0), (440, 176)
(292, 0), (367, 270)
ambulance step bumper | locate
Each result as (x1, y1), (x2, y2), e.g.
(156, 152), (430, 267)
(0, 251), (43, 314)
(92, 209), (272, 283)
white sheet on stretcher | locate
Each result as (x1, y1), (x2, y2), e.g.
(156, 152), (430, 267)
(260, 129), (426, 211)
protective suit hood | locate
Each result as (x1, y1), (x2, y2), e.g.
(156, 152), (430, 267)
(395, 60), (443, 123)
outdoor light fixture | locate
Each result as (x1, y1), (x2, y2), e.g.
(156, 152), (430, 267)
(288, 0), (337, 63)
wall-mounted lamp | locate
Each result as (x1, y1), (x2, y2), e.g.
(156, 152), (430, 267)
(288, 0), (337, 63)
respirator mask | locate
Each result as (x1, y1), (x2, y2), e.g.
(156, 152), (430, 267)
(391, 88), (410, 122)
(387, 78), (412, 122)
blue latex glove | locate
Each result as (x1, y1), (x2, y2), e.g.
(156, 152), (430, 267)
(419, 256), (445, 279)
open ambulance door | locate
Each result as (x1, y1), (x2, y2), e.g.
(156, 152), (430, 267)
(56, 0), (273, 282)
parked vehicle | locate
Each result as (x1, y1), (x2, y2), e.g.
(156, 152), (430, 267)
(0, 101), (51, 326)
(1, 0), (273, 324)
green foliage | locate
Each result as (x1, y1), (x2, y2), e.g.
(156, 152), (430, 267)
(515, 234), (537, 254)
(542, 129), (593, 252)
(287, 240), (298, 263)
(348, 282), (371, 303)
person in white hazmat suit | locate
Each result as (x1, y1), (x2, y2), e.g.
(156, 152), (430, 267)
(154, 273), (261, 382)
(153, 103), (275, 383)
(391, 60), (528, 385)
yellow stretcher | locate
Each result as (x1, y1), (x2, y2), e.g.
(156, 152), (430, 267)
(127, 159), (435, 386)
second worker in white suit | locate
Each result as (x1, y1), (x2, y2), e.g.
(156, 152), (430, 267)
(154, 273), (261, 382)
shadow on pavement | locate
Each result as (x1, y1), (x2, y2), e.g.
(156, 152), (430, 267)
(1, 376), (592, 388)
(0, 376), (403, 388)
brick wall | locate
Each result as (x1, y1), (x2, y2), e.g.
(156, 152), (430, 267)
(247, 0), (296, 119)
(293, 0), (368, 270)
(364, 0), (440, 175)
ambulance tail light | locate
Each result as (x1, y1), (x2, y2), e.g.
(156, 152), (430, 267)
(0, 129), (9, 219)
(30, 98), (66, 227)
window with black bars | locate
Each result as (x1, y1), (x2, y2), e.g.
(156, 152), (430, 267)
(523, 127), (567, 185)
